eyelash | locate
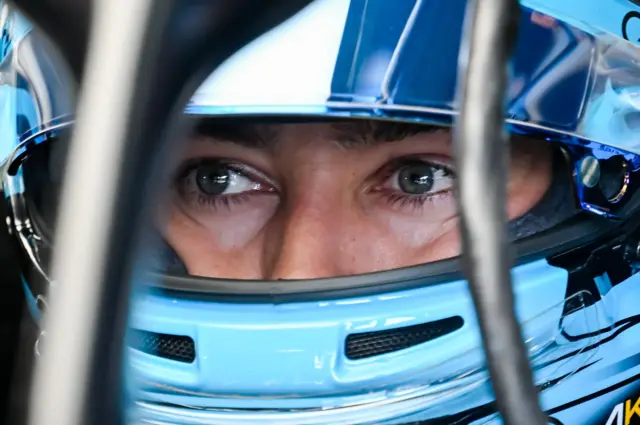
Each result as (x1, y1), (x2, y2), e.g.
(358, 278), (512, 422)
(195, 192), (251, 209)
(381, 190), (450, 211)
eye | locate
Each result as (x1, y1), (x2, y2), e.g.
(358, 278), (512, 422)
(387, 160), (454, 195)
(173, 158), (276, 213)
(194, 162), (263, 195)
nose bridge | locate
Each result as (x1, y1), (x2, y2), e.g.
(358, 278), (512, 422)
(267, 187), (343, 280)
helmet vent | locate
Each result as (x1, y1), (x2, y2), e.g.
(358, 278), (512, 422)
(129, 329), (195, 363)
(345, 316), (464, 360)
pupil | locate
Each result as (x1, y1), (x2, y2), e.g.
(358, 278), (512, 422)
(398, 163), (434, 194)
(196, 163), (229, 195)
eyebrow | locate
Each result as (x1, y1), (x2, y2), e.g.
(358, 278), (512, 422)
(193, 119), (441, 149)
(193, 120), (277, 148)
(330, 121), (440, 148)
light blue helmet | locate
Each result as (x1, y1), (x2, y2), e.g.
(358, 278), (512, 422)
(3, 1), (640, 424)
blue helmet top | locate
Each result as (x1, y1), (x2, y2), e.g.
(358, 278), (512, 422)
(187, 0), (640, 155)
(2, 0), (640, 159)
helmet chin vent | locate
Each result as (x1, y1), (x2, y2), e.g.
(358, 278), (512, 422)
(129, 329), (195, 363)
(345, 316), (464, 360)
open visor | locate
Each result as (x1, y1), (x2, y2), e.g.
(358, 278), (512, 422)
(11, 118), (640, 292)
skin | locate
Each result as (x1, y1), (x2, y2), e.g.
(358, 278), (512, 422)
(162, 120), (552, 279)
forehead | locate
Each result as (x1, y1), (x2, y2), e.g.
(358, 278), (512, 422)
(192, 119), (443, 149)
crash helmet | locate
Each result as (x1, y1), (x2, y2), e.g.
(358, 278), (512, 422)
(3, 0), (640, 424)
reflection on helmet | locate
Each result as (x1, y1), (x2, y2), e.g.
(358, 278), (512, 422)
(3, 0), (640, 424)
